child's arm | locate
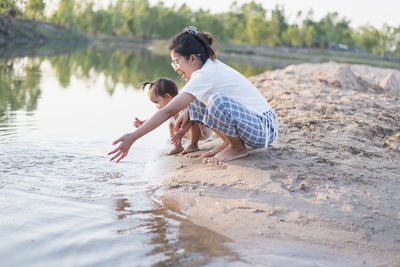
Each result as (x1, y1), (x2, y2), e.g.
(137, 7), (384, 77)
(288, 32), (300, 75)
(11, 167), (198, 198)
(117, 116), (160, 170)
(108, 92), (195, 163)
(171, 118), (193, 144)
(134, 117), (146, 128)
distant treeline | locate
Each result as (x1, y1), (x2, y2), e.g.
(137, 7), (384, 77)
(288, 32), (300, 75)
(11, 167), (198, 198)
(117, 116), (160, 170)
(2, 0), (400, 57)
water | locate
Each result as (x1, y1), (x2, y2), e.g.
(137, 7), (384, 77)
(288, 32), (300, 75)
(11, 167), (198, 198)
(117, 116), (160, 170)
(0, 49), (254, 266)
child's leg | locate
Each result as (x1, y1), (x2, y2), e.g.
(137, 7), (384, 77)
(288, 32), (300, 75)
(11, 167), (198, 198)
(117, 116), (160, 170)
(167, 122), (183, 155)
(187, 99), (221, 156)
(181, 123), (200, 154)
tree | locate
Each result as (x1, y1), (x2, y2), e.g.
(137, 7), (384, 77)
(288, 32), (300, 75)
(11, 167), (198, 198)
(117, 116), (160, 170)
(152, 3), (188, 38)
(353, 25), (380, 54)
(311, 12), (354, 48)
(122, 0), (158, 40)
(224, 1), (247, 43)
(282, 25), (301, 47)
(25, 0), (45, 20)
(192, 9), (225, 42)
(378, 24), (394, 57)
(303, 24), (317, 47)
(394, 26), (400, 56)
(268, 5), (288, 45)
(0, 0), (21, 17)
(241, 1), (268, 44)
(74, 2), (95, 33)
(0, 0), (16, 12)
(51, 0), (75, 26)
(107, 0), (126, 35)
(38, 0), (398, 57)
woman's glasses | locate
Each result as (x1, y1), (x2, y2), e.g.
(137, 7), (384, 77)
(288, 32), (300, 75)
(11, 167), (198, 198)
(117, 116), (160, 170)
(170, 54), (201, 71)
(170, 58), (185, 71)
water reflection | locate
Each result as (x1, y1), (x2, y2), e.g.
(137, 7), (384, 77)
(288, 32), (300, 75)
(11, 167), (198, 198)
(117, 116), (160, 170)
(0, 47), (275, 141)
(113, 195), (240, 266)
(46, 47), (183, 92)
(0, 60), (41, 118)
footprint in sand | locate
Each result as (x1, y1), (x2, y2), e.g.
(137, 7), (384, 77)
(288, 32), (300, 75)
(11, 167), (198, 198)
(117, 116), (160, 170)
(254, 162), (276, 171)
(186, 154), (201, 159)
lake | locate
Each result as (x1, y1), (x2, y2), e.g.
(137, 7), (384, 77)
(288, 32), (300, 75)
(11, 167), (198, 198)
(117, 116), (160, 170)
(0, 46), (277, 266)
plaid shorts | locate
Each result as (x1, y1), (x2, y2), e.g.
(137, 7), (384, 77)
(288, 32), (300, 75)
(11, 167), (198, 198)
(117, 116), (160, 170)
(188, 93), (278, 148)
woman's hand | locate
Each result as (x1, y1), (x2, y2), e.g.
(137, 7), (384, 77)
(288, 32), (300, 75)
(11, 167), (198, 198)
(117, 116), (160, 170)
(107, 133), (136, 163)
(174, 109), (189, 133)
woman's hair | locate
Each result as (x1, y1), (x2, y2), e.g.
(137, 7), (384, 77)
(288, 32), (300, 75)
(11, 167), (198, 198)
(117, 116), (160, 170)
(140, 77), (178, 97)
(168, 26), (217, 63)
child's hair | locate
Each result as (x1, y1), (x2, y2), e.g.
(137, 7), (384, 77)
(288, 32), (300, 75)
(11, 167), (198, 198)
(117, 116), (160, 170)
(140, 77), (178, 98)
(168, 26), (217, 63)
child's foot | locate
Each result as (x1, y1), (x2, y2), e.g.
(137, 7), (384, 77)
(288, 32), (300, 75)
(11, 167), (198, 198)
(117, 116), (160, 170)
(181, 144), (199, 155)
(207, 145), (248, 163)
(202, 142), (228, 157)
(166, 145), (184, 155)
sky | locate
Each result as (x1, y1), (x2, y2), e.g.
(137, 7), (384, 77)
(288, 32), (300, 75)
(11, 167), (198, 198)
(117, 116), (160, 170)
(145, 0), (399, 29)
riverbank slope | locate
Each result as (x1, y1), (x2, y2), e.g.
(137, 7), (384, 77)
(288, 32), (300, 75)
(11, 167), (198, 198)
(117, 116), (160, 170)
(0, 15), (88, 58)
(162, 62), (400, 265)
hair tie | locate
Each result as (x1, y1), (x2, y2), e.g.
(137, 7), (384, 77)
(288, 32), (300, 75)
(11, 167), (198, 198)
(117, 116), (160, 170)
(185, 26), (199, 34)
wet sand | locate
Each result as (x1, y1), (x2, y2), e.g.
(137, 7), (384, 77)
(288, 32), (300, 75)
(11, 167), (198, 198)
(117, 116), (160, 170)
(161, 62), (400, 266)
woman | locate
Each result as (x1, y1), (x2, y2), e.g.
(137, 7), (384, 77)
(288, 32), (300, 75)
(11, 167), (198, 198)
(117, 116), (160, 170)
(108, 26), (278, 163)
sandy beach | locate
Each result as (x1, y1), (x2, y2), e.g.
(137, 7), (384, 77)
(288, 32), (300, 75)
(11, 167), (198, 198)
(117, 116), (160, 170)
(161, 62), (400, 266)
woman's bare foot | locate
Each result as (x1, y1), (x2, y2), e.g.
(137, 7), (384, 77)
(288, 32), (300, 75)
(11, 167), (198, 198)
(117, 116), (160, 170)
(181, 143), (199, 155)
(202, 142), (229, 157)
(207, 145), (248, 163)
(166, 145), (184, 155)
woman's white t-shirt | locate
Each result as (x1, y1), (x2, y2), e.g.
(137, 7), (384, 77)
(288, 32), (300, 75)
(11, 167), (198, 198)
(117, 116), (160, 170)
(181, 59), (272, 115)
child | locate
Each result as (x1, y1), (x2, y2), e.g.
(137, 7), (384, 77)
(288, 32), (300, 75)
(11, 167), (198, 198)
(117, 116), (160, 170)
(108, 27), (278, 163)
(134, 77), (211, 155)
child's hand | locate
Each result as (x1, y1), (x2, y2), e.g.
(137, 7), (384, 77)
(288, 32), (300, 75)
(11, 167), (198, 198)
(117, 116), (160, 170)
(174, 109), (189, 132)
(171, 130), (184, 144)
(133, 117), (144, 128)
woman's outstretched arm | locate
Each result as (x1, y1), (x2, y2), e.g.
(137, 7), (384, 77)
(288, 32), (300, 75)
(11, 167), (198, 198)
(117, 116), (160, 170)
(108, 92), (195, 163)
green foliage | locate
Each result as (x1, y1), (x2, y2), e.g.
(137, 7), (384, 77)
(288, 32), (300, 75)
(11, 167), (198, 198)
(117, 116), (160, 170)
(0, 0), (16, 11)
(192, 9), (225, 41)
(352, 24), (400, 56)
(268, 5), (288, 45)
(74, 2), (114, 34)
(378, 24), (395, 57)
(25, 0), (45, 20)
(46, 47), (182, 94)
(282, 25), (301, 47)
(312, 12), (353, 48)
(353, 26), (379, 53)
(303, 25), (317, 47)
(50, 0), (75, 26)
(0, 60), (42, 120)
(0, 0), (22, 16)
(13, 0), (400, 57)
(394, 26), (400, 55)
(244, 1), (268, 45)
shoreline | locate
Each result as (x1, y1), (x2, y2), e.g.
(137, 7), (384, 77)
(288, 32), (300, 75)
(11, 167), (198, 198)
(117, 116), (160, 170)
(161, 62), (400, 265)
